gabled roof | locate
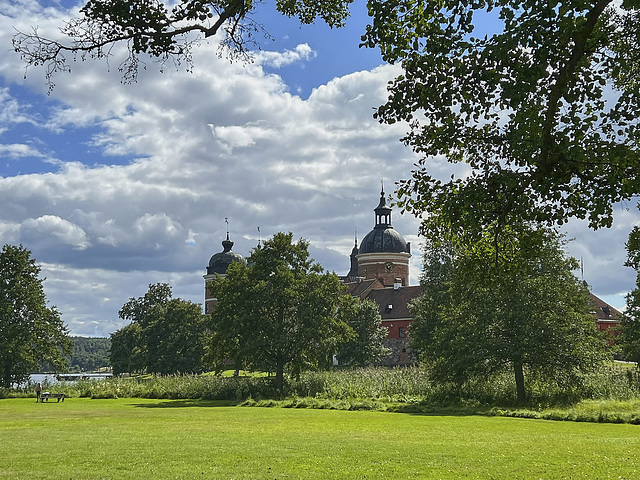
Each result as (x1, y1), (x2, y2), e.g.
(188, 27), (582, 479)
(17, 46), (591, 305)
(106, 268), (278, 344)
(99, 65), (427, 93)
(590, 292), (622, 322)
(344, 278), (384, 299)
(367, 286), (423, 320)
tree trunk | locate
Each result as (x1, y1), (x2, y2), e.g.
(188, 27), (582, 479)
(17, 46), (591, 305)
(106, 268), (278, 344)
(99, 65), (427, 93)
(2, 366), (11, 389)
(275, 358), (284, 396)
(513, 361), (526, 404)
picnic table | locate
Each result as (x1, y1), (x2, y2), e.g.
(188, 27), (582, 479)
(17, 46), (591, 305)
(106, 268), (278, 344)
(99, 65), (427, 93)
(39, 392), (65, 402)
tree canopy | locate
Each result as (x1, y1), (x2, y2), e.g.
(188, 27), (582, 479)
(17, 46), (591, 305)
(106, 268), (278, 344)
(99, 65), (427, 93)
(620, 227), (640, 366)
(409, 225), (609, 403)
(0, 244), (72, 388)
(13, 0), (354, 92)
(206, 232), (361, 392)
(110, 283), (207, 375)
(363, 0), (640, 235)
(335, 295), (389, 367)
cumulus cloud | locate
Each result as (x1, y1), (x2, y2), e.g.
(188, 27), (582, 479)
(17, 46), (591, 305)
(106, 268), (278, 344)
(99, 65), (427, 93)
(0, 1), (637, 337)
(256, 43), (316, 68)
(20, 215), (90, 250)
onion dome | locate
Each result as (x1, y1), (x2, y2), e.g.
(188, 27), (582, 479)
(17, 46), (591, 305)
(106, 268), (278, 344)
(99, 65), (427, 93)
(359, 188), (410, 255)
(206, 233), (245, 275)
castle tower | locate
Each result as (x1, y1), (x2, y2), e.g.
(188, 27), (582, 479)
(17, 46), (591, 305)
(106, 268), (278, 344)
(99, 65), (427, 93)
(203, 228), (244, 314)
(346, 234), (359, 280)
(357, 187), (411, 287)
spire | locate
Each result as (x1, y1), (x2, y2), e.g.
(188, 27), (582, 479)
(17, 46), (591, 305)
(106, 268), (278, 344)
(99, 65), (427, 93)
(222, 218), (233, 252)
(374, 182), (392, 228)
(348, 230), (359, 279)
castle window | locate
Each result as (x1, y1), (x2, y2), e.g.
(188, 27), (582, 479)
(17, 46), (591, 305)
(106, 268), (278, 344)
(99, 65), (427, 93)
(398, 327), (405, 338)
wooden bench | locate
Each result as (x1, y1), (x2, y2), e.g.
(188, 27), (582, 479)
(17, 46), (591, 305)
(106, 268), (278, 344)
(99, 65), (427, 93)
(39, 392), (65, 403)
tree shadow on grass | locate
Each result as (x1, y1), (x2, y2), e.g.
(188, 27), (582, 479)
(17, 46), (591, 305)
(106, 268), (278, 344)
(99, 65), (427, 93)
(130, 399), (239, 408)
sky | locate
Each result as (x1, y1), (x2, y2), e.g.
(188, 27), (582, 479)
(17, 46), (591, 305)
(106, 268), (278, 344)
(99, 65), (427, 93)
(0, 0), (637, 337)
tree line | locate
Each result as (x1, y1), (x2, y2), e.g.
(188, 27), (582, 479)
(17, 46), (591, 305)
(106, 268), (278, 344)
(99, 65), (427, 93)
(109, 233), (389, 394)
(39, 337), (111, 373)
(5, 0), (640, 401)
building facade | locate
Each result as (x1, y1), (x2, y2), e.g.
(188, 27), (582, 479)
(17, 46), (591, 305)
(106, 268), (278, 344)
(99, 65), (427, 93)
(341, 188), (421, 365)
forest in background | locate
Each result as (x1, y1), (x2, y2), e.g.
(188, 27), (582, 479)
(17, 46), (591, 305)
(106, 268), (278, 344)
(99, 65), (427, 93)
(39, 337), (110, 373)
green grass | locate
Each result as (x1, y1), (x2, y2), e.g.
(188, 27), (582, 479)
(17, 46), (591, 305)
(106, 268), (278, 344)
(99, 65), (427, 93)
(1, 398), (639, 479)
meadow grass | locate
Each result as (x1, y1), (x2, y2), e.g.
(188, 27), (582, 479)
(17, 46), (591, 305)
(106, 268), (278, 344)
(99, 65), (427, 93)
(1, 397), (639, 479)
(3, 365), (639, 424)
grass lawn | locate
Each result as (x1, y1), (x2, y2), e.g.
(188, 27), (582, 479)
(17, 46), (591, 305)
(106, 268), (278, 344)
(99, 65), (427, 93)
(1, 398), (639, 479)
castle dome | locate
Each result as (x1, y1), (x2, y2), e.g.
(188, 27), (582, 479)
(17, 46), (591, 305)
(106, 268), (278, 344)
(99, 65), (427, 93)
(206, 234), (244, 275)
(359, 189), (410, 255)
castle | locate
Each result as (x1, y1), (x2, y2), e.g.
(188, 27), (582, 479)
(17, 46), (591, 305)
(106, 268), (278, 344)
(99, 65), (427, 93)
(203, 189), (621, 366)
(203, 188), (420, 365)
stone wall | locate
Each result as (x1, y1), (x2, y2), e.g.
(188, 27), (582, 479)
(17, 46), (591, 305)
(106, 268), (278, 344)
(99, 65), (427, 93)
(378, 337), (415, 366)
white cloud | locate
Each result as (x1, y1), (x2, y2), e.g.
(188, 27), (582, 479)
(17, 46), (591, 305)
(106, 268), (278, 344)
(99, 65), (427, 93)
(256, 43), (316, 68)
(20, 215), (90, 250)
(0, 1), (637, 337)
(0, 143), (46, 159)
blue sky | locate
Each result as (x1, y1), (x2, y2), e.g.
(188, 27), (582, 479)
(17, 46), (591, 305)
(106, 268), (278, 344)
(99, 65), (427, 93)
(0, 0), (636, 337)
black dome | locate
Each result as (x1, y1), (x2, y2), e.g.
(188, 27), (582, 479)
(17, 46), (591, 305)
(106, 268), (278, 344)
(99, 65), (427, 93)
(207, 236), (244, 275)
(360, 227), (409, 254)
(359, 188), (410, 255)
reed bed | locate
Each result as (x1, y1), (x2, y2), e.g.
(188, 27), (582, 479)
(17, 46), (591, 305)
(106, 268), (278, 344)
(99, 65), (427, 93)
(3, 364), (639, 420)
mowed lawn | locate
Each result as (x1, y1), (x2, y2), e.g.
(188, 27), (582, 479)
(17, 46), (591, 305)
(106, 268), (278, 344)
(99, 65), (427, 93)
(1, 398), (638, 479)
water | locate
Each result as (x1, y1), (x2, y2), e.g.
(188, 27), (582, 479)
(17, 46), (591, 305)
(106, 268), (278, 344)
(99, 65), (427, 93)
(14, 373), (111, 388)
(29, 373), (59, 385)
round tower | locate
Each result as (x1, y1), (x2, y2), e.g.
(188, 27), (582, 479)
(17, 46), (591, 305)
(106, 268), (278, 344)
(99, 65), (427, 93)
(357, 188), (411, 286)
(203, 230), (244, 313)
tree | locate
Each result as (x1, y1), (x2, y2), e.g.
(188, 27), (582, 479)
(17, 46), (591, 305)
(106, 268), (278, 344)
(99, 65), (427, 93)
(409, 225), (609, 404)
(363, 0), (640, 236)
(13, 0), (354, 92)
(0, 244), (72, 388)
(619, 227), (640, 366)
(335, 295), (389, 367)
(109, 322), (145, 375)
(206, 232), (351, 392)
(145, 298), (207, 374)
(110, 282), (207, 375)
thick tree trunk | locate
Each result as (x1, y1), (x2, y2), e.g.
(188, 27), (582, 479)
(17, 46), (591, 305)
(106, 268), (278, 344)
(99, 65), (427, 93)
(514, 361), (526, 404)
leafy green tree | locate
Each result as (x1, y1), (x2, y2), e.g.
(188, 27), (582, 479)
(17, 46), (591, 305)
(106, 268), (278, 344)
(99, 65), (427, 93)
(410, 226), (608, 404)
(145, 298), (208, 374)
(110, 283), (207, 375)
(619, 227), (640, 366)
(206, 232), (351, 392)
(335, 295), (388, 367)
(13, 0), (354, 92)
(0, 244), (72, 387)
(363, 0), (640, 235)
(109, 322), (145, 375)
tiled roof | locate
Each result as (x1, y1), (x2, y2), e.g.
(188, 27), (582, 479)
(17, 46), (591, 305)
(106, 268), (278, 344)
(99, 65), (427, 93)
(367, 286), (423, 320)
(344, 278), (384, 299)
(590, 292), (622, 321)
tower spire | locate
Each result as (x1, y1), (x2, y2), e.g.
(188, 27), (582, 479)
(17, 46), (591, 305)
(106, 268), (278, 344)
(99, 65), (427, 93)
(221, 218), (233, 253)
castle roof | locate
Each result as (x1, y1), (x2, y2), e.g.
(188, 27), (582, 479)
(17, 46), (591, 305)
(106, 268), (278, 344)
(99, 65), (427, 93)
(206, 233), (245, 275)
(359, 188), (410, 255)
